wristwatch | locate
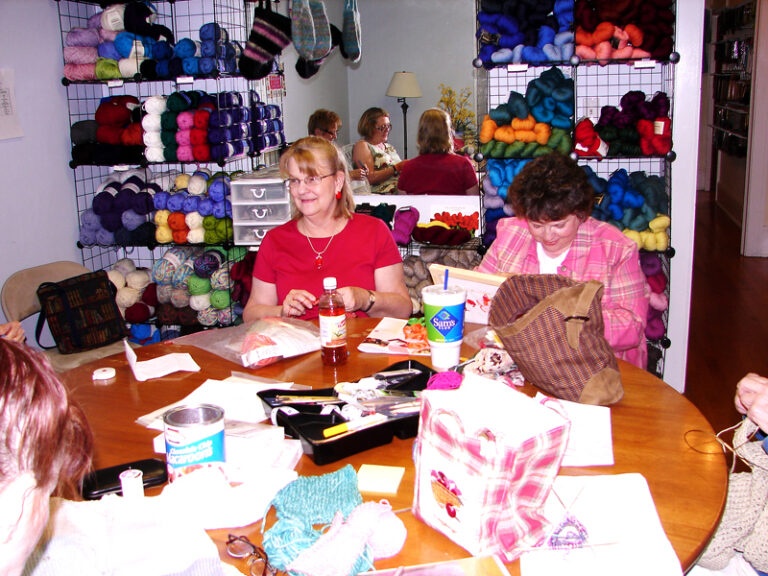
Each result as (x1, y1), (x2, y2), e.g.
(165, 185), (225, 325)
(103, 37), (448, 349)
(391, 163), (399, 176)
(362, 289), (376, 313)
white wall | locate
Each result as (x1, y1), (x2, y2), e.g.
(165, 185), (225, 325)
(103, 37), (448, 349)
(0, 0), (82, 336)
(345, 0), (476, 158)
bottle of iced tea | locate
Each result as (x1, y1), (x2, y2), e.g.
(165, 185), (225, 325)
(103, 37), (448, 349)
(318, 277), (347, 366)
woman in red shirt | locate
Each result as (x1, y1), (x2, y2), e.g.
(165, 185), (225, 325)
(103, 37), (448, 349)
(242, 136), (412, 321)
(398, 108), (479, 196)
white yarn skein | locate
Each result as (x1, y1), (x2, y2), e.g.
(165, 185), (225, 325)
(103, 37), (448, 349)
(141, 113), (162, 133)
(143, 95), (167, 115)
(118, 57), (143, 78)
(143, 130), (163, 147)
(145, 147), (165, 163)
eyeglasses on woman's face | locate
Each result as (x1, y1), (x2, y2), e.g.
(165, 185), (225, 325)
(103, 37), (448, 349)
(321, 127), (338, 140)
(283, 173), (335, 192)
(375, 122), (392, 133)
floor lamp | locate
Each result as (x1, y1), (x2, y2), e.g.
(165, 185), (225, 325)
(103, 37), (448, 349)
(386, 71), (422, 159)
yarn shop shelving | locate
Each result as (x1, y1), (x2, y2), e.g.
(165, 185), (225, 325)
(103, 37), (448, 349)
(708, 1), (754, 224)
(473, 0), (678, 378)
(56, 0), (288, 338)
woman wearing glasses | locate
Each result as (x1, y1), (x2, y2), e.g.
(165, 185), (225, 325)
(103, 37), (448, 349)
(352, 107), (405, 195)
(307, 109), (368, 184)
(242, 136), (412, 321)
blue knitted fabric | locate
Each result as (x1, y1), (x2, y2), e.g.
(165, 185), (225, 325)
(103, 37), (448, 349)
(262, 464), (363, 572)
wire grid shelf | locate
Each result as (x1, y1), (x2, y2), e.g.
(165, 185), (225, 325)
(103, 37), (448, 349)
(58, 0), (285, 273)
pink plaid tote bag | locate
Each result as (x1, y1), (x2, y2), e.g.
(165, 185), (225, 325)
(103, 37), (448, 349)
(413, 378), (570, 562)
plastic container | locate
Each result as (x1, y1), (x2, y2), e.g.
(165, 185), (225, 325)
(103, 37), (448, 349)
(319, 277), (347, 366)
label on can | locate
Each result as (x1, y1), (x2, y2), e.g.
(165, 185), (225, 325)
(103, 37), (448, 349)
(163, 404), (225, 481)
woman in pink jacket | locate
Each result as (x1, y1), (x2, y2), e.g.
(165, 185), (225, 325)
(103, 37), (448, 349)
(476, 154), (650, 368)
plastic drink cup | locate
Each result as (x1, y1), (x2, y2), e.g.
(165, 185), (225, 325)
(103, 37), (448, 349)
(421, 285), (466, 369)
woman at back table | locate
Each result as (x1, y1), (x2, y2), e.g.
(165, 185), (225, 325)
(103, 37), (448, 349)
(397, 108), (479, 196)
(351, 107), (404, 195)
(475, 154), (649, 368)
(242, 136), (412, 321)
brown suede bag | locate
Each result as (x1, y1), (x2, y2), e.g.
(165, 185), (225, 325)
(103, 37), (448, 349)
(488, 274), (623, 406)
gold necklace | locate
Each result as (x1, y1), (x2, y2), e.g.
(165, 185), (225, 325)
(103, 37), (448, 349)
(303, 223), (338, 270)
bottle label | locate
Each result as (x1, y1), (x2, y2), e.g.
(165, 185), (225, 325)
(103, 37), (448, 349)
(319, 314), (347, 348)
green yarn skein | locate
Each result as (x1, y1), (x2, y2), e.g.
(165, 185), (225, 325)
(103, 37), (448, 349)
(187, 275), (212, 296)
(210, 290), (231, 309)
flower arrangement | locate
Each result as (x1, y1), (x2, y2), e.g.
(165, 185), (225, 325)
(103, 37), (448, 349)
(437, 84), (474, 135)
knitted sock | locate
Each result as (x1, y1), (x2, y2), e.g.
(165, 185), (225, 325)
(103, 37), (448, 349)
(291, 0), (316, 60)
(309, 0), (331, 60)
(342, 0), (361, 62)
(239, 1), (291, 80)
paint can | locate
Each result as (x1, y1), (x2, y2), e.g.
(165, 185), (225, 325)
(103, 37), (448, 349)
(163, 404), (225, 481)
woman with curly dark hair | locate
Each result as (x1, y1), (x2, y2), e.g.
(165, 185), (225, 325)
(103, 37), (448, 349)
(476, 153), (649, 368)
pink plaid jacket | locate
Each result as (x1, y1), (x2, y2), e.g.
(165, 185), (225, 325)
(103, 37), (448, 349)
(477, 217), (650, 368)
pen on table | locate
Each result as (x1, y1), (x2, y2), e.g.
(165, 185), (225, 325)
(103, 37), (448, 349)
(322, 413), (388, 438)
(273, 395), (344, 405)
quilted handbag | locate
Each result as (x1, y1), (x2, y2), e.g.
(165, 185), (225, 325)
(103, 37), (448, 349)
(488, 274), (623, 405)
(36, 270), (128, 354)
(413, 377), (570, 562)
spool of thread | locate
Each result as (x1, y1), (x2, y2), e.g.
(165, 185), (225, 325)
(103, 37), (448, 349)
(92, 367), (116, 385)
(119, 469), (145, 498)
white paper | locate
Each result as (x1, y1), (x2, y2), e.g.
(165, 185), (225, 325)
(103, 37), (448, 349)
(535, 393), (614, 467)
(124, 339), (201, 382)
(0, 69), (23, 140)
(520, 474), (682, 576)
(136, 375), (295, 429)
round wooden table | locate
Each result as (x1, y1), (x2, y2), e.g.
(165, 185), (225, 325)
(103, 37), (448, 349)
(62, 318), (727, 574)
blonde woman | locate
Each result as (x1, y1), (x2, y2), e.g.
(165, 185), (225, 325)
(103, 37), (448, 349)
(398, 108), (478, 195)
(243, 136), (411, 320)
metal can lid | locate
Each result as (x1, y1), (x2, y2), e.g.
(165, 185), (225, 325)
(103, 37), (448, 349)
(163, 403), (224, 427)
(92, 367), (116, 381)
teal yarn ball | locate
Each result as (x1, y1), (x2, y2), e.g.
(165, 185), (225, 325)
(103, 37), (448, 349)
(152, 259), (175, 285)
(171, 258), (195, 288)
(187, 275), (212, 295)
(210, 289), (230, 309)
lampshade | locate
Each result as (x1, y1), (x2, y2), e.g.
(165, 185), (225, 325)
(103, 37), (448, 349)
(386, 71), (422, 99)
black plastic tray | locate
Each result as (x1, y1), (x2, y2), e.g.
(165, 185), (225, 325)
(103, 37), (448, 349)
(257, 360), (435, 465)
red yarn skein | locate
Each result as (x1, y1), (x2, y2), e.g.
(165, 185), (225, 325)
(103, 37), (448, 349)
(637, 117), (672, 155)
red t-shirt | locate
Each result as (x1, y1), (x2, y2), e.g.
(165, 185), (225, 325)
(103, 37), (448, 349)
(253, 213), (402, 320)
(398, 153), (477, 195)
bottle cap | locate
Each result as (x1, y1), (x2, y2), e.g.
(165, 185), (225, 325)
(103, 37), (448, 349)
(323, 277), (337, 290)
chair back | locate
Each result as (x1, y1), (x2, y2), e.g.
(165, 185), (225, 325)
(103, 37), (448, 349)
(1, 261), (90, 322)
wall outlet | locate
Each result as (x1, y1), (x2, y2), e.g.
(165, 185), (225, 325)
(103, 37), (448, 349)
(585, 97), (600, 120)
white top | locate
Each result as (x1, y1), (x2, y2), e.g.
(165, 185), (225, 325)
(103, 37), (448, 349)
(536, 243), (568, 274)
